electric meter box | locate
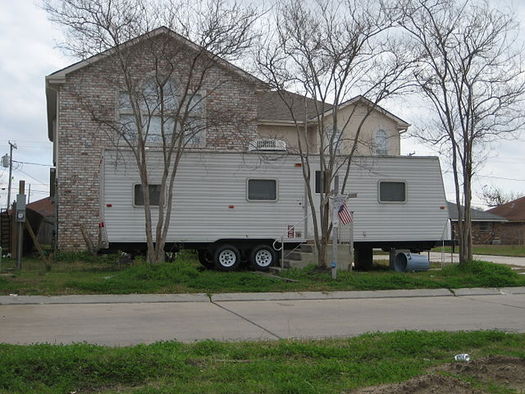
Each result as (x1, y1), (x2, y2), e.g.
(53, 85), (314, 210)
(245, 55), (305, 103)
(16, 194), (26, 223)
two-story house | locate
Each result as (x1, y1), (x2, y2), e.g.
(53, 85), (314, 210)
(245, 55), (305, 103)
(46, 27), (410, 251)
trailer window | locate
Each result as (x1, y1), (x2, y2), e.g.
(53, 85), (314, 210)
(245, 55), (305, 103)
(134, 184), (161, 206)
(248, 179), (277, 201)
(379, 181), (406, 202)
(315, 171), (325, 193)
(315, 171), (338, 194)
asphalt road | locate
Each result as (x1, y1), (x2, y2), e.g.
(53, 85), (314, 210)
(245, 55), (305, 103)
(428, 252), (525, 267)
(1, 290), (525, 346)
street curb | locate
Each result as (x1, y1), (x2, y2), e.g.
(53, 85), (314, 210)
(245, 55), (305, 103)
(2, 287), (524, 305)
(0, 293), (210, 305)
(210, 289), (454, 302)
(452, 288), (503, 296)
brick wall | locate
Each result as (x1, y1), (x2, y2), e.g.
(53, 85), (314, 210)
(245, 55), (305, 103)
(451, 221), (525, 245)
(54, 35), (259, 250)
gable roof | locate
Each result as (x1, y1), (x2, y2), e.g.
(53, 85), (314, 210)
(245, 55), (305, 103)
(257, 91), (410, 130)
(256, 90), (331, 123)
(46, 26), (267, 141)
(46, 26), (265, 85)
(447, 202), (507, 222)
(336, 95), (411, 130)
(487, 196), (525, 222)
(27, 197), (54, 218)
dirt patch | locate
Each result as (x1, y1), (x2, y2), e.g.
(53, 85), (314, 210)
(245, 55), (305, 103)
(351, 356), (525, 393)
(351, 374), (480, 394)
(435, 355), (525, 391)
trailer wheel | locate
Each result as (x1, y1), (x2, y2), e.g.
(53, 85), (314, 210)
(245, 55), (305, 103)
(250, 245), (277, 271)
(214, 244), (241, 271)
(198, 250), (214, 269)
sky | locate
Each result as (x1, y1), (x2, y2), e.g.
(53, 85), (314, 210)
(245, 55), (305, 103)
(0, 0), (524, 210)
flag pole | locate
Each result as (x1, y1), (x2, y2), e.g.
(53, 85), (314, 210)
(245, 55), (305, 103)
(331, 177), (340, 280)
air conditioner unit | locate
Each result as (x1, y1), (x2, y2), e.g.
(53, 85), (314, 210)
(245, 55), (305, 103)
(248, 139), (287, 152)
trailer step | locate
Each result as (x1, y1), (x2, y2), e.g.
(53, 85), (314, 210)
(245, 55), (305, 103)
(283, 259), (313, 269)
(298, 244), (313, 253)
(284, 251), (302, 261)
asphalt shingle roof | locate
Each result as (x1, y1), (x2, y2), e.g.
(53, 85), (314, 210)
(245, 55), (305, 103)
(487, 196), (525, 222)
(256, 90), (331, 122)
(447, 202), (506, 222)
(27, 197), (54, 218)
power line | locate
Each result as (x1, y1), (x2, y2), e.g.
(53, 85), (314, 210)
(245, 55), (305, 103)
(14, 168), (48, 185)
(475, 174), (525, 182)
(13, 160), (52, 167)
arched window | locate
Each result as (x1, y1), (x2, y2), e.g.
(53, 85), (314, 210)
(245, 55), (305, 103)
(375, 129), (388, 155)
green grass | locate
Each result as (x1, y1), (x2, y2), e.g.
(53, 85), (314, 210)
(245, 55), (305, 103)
(0, 330), (523, 393)
(0, 253), (524, 295)
(432, 244), (525, 257)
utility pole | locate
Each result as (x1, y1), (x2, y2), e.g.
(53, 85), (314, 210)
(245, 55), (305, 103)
(7, 141), (17, 210)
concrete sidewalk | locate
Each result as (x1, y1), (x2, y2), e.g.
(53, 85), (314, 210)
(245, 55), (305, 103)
(2, 290), (525, 345)
(2, 286), (525, 305)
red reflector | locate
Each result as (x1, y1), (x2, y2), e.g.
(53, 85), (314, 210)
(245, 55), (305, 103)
(106, 204), (112, 207)
(295, 163), (302, 167)
(228, 205), (235, 209)
(440, 206), (445, 210)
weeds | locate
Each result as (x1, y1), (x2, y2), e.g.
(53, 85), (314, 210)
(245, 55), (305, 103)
(1, 256), (523, 296)
(0, 331), (523, 393)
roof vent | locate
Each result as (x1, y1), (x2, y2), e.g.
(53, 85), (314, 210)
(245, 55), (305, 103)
(248, 139), (287, 152)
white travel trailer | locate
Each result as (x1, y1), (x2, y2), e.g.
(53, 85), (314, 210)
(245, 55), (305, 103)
(102, 149), (450, 270)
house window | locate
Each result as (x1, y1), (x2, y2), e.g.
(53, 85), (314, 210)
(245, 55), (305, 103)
(134, 184), (162, 206)
(375, 129), (388, 155)
(247, 179), (277, 201)
(379, 181), (406, 202)
(119, 79), (204, 146)
(324, 126), (342, 154)
(479, 222), (491, 233)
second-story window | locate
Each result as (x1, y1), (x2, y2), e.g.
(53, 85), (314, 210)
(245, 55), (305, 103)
(324, 126), (342, 154)
(119, 78), (204, 147)
(375, 129), (388, 155)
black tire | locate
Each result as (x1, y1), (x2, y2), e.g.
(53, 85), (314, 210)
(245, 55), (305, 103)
(198, 250), (214, 269)
(213, 244), (242, 271)
(249, 245), (277, 271)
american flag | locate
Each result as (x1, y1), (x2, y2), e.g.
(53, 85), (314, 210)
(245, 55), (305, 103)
(338, 201), (353, 225)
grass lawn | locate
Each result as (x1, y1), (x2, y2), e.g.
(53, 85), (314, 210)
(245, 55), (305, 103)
(432, 244), (525, 257)
(0, 252), (524, 295)
(1, 330), (524, 393)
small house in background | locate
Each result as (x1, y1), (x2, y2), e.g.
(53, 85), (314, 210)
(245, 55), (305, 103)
(0, 197), (55, 258)
(447, 202), (507, 245)
(26, 197), (55, 246)
(487, 196), (525, 245)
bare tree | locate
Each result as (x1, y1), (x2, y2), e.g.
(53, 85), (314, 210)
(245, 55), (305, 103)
(479, 185), (523, 207)
(397, 0), (525, 263)
(44, 0), (259, 263)
(256, 0), (413, 268)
